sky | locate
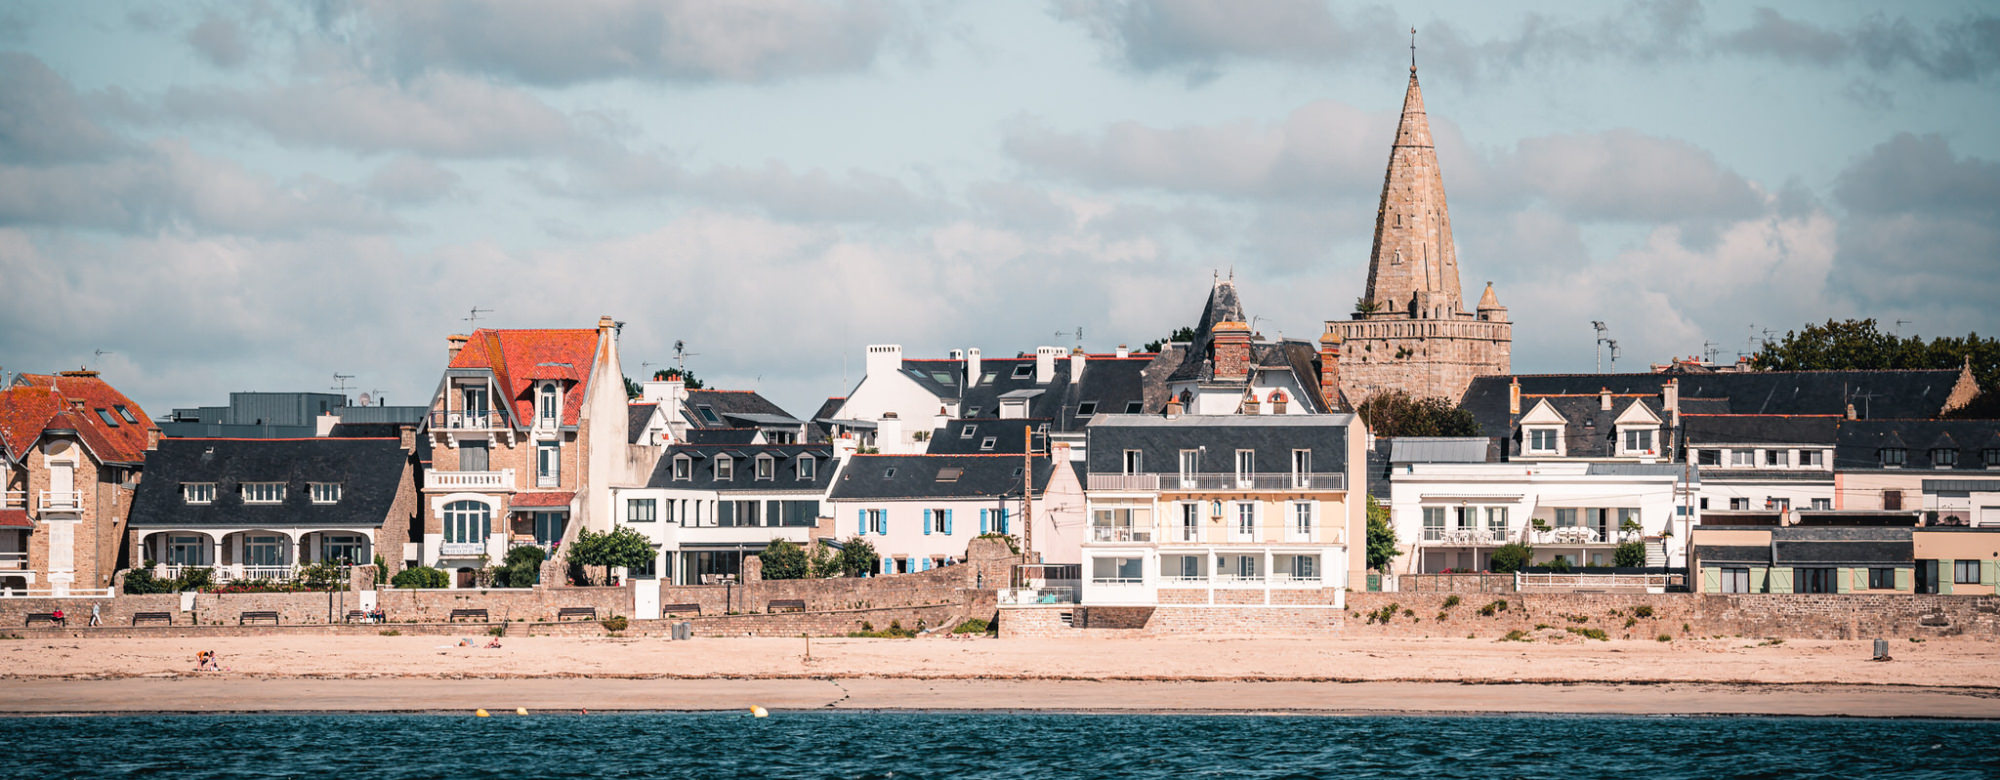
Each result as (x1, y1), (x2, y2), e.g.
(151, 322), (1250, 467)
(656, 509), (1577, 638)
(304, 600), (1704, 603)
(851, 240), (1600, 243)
(2, 0), (1997, 420)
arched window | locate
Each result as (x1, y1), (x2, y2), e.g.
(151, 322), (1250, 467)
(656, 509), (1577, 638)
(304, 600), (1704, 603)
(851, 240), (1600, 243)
(444, 500), (491, 544)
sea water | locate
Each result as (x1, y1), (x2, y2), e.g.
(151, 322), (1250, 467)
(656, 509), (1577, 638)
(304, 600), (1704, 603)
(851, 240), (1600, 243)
(16, 712), (1999, 778)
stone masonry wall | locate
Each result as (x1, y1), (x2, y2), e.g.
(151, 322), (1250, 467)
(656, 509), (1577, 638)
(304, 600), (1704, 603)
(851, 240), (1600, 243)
(1344, 592), (2000, 641)
(1000, 605), (1345, 638)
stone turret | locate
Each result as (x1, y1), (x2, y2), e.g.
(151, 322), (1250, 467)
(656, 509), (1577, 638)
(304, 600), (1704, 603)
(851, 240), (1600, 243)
(1362, 66), (1462, 319)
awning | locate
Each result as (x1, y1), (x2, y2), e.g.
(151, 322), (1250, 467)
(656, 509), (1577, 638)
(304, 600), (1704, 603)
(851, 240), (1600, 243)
(0, 510), (31, 529)
(510, 492), (575, 509)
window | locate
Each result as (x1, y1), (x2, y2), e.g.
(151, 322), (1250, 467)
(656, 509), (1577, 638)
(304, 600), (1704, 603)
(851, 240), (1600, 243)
(1235, 503), (1256, 537)
(242, 482), (285, 504)
(443, 501), (491, 544)
(1486, 507), (1509, 537)
(629, 549), (659, 579)
(628, 499), (656, 523)
(715, 457), (733, 481)
(967, 406), (982, 416)
(1801, 450), (1824, 468)
(537, 442), (560, 486)
(1884, 490), (1903, 510)
(866, 509), (887, 535)
(960, 425), (976, 439)
(1555, 508), (1579, 527)
(183, 483), (216, 505)
(929, 371), (953, 385)
(980, 436), (997, 451)
(673, 456), (692, 480)
(936, 467), (963, 482)
(798, 457), (816, 481)
(1291, 449), (1311, 481)
(95, 409), (119, 427)
(756, 456), (774, 480)
(1767, 497), (1790, 511)
(979, 372), (996, 386)
(1527, 428), (1557, 453)
(883, 467), (896, 479)
(1696, 450), (1720, 466)
(1622, 428), (1654, 453)
(1793, 567), (1835, 594)
(1917, 560), (1940, 594)
(1810, 498), (1832, 510)
(1423, 507), (1445, 540)
(538, 384), (558, 423)
(1235, 450), (1255, 484)
(245, 535), (284, 567)
(1730, 449), (1753, 467)
(168, 535), (208, 565)
(1881, 447), (1906, 468)
(321, 534), (364, 564)
(697, 405), (721, 425)
(1290, 554), (1315, 580)
(931, 509), (949, 534)
(1179, 503), (1201, 542)
(1292, 502), (1314, 535)
(1720, 567), (1751, 593)
(1125, 401), (1143, 414)
(1076, 401), (1098, 416)
(1179, 450), (1200, 485)
(1011, 364), (1034, 379)
(1956, 560), (1980, 584)
(1764, 450), (1789, 467)
(1868, 567), (1896, 590)
(1985, 448), (2000, 468)
(1932, 448), (1958, 469)
(309, 483), (341, 504)
(115, 405), (137, 424)
(1729, 498), (1750, 510)
(1123, 450), (1144, 474)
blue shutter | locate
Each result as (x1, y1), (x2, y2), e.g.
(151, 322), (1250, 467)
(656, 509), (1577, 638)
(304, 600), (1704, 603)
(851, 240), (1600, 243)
(945, 509), (954, 535)
(980, 509), (990, 534)
(921, 557), (931, 572)
(923, 509), (932, 535)
(999, 509), (1009, 534)
(882, 558), (891, 575)
(857, 508), (866, 535)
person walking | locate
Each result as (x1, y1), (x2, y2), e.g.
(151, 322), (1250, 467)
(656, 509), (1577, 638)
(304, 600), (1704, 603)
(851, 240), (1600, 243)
(89, 603), (101, 627)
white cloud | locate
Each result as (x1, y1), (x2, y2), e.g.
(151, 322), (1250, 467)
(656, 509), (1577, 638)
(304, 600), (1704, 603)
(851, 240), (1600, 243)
(162, 71), (578, 157)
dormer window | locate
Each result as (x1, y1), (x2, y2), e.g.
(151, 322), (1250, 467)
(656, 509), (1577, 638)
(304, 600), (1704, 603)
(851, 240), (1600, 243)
(715, 457), (734, 481)
(756, 455), (775, 480)
(797, 457), (816, 480)
(1985, 448), (2000, 469)
(672, 456), (692, 481)
(1764, 450), (1789, 468)
(183, 483), (216, 505)
(242, 482), (285, 504)
(1125, 400), (1144, 414)
(309, 483), (341, 504)
(537, 383), (559, 424)
(1881, 447), (1907, 468)
(967, 406), (982, 417)
(1526, 428), (1558, 454)
(1696, 450), (1720, 466)
(1800, 450), (1825, 468)
(1011, 364), (1033, 379)
(1932, 448), (1958, 469)
(1729, 449), (1753, 467)
(1620, 428), (1655, 455)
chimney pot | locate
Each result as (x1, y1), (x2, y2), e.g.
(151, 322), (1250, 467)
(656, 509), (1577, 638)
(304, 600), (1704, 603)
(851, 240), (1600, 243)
(447, 333), (469, 362)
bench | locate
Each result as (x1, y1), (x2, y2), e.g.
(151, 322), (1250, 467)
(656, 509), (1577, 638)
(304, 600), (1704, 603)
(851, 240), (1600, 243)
(132, 612), (173, 626)
(766, 599), (807, 613)
(344, 610), (370, 624)
(239, 611), (280, 625)
(24, 613), (64, 627)
(660, 603), (702, 617)
(448, 608), (488, 622)
(556, 606), (596, 621)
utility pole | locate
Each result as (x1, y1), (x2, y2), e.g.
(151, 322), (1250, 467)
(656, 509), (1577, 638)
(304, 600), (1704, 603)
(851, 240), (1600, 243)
(1591, 321), (1609, 372)
(1606, 339), (1621, 373)
(1021, 424), (1036, 560)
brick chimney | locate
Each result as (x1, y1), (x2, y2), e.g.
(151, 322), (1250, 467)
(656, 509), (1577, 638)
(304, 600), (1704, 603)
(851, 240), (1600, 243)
(447, 333), (469, 362)
(1317, 327), (1343, 412)
(1211, 320), (1251, 381)
(145, 427), (161, 451)
(1164, 394), (1183, 419)
(1509, 378), (1521, 415)
(399, 424), (416, 452)
(1599, 387), (1612, 411)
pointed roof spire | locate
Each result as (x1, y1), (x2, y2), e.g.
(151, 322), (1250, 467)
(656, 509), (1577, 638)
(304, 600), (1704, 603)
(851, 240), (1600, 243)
(1362, 40), (1460, 317)
(1477, 281), (1500, 310)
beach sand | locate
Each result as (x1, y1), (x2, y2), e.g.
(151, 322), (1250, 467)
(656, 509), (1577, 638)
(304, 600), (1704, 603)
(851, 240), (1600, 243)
(4, 635), (1996, 717)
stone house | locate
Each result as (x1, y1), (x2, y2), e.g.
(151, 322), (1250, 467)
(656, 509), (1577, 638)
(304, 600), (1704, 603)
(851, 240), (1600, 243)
(0, 370), (155, 594)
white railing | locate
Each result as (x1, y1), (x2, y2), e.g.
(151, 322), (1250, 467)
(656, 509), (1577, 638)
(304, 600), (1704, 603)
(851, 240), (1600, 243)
(1268, 572), (1322, 585)
(1423, 528), (1508, 545)
(999, 584), (1079, 605)
(1531, 528), (1640, 545)
(1086, 472), (1347, 492)
(425, 469), (514, 491)
(166, 564), (297, 583)
(0, 587), (113, 599)
(1159, 575), (1206, 585)
(39, 490), (82, 511)
(1089, 526), (1152, 543)
(1089, 577), (1144, 585)
(1169, 526), (1203, 543)
(0, 552), (26, 569)
(439, 542), (487, 557)
(1518, 572), (1682, 593)
(430, 410), (506, 430)
(1, 491), (23, 510)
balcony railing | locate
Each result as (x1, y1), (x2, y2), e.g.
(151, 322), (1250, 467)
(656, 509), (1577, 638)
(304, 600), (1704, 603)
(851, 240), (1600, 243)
(164, 564), (297, 583)
(1531, 527), (1640, 545)
(999, 583), (1079, 605)
(425, 469), (514, 491)
(1422, 528), (1509, 545)
(429, 410), (507, 430)
(1, 491), (23, 510)
(0, 551), (25, 570)
(1086, 472), (1346, 492)
(39, 491), (81, 512)
(1089, 526), (1152, 543)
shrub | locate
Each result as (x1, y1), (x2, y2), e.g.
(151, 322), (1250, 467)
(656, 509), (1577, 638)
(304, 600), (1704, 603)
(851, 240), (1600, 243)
(758, 539), (809, 580)
(486, 625), (506, 637)
(1365, 497), (1400, 571)
(1442, 595), (1461, 609)
(1478, 600), (1508, 617)
(1567, 627), (1609, 641)
(1566, 614), (1590, 624)
(1656, 634), (1672, 642)
(1488, 544), (1533, 574)
(847, 619), (917, 638)
(975, 533), (1021, 555)
(392, 566), (450, 589)
(177, 567), (215, 591)
(1633, 605), (1654, 619)
(298, 561), (348, 590)
(1614, 541), (1649, 568)
(831, 538), (881, 578)
(952, 618), (991, 634)
(1624, 617), (1638, 628)
(380, 629), (402, 636)
(1367, 603), (1401, 624)
(122, 564), (174, 594)
(601, 616), (629, 632)
(1545, 555), (1573, 573)
(1502, 629), (1530, 642)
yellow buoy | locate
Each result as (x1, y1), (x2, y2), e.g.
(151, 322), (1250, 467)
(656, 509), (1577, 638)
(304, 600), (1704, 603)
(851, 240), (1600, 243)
(515, 707), (529, 716)
(474, 709), (490, 718)
(750, 705), (769, 718)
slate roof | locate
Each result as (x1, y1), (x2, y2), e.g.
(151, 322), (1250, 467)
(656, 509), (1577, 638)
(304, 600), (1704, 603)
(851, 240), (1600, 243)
(448, 329), (599, 427)
(681, 428), (764, 445)
(1084, 414), (1352, 476)
(808, 397), (845, 441)
(682, 390), (799, 429)
(828, 454), (1056, 501)
(926, 418), (1049, 455)
(1462, 369), (1966, 424)
(1681, 414), (1840, 446)
(895, 355), (1155, 433)
(1836, 419), (2000, 471)
(130, 438), (411, 528)
(646, 444), (837, 492)
(1, 372), (156, 464)
(1498, 395), (1670, 459)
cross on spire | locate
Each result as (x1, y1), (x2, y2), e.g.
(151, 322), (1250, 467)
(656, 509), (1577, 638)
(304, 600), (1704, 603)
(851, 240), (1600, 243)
(1410, 27), (1417, 73)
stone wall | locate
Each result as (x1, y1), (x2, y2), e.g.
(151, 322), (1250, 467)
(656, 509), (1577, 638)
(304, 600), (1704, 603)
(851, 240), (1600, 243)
(1000, 605), (1345, 638)
(656, 537), (1015, 618)
(1344, 592), (2000, 641)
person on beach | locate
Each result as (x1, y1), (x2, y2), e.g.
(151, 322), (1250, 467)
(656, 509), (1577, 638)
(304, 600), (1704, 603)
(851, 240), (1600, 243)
(49, 609), (65, 627)
(89, 603), (101, 627)
(485, 637), (502, 649)
(196, 651), (220, 672)
(370, 608), (386, 624)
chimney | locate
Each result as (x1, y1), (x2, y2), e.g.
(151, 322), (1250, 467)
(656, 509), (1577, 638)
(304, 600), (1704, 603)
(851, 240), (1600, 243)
(1663, 379), (1680, 429)
(833, 433), (858, 461)
(316, 412), (340, 437)
(1070, 351), (1086, 382)
(399, 424), (416, 452)
(1035, 346), (1064, 384)
(1317, 327), (1344, 412)
(1599, 388), (1612, 411)
(1508, 378), (1521, 415)
(70, 398), (86, 412)
(1116, 344), (1130, 359)
(597, 315), (617, 333)
(145, 427), (161, 451)
(447, 333), (469, 362)
(966, 348), (981, 385)
(865, 344), (902, 379)
(1212, 321), (1252, 381)
(1164, 395), (1183, 419)
(877, 412), (904, 451)
(1242, 392), (1261, 415)
(1846, 403), (1857, 421)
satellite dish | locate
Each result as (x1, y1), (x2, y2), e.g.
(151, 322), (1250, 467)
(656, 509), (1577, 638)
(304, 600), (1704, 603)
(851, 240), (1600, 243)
(357, 393), (372, 407)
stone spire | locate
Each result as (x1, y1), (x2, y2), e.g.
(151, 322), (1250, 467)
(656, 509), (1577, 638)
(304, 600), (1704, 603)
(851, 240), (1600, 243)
(1362, 61), (1463, 319)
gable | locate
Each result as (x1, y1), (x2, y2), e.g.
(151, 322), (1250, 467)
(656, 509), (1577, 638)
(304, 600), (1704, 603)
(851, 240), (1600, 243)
(1519, 398), (1568, 426)
(1613, 400), (1662, 427)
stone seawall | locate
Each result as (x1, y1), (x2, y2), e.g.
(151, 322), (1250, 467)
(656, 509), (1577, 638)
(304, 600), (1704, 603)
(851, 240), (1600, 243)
(1342, 593), (2000, 641)
(1000, 605), (1345, 638)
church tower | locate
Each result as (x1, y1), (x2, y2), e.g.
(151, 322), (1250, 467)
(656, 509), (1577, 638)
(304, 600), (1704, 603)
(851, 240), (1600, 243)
(1326, 41), (1510, 406)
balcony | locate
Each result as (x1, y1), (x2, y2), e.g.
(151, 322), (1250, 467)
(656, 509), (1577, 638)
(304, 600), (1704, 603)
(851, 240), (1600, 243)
(0, 552), (24, 570)
(425, 469), (514, 491)
(164, 564), (297, 583)
(39, 491), (81, 512)
(1086, 472), (1346, 492)
(1530, 527), (1640, 545)
(1422, 528), (1509, 545)
(439, 542), (487, 557)
(429, 410), (507, 430)
(1089, 526), (1152, 543)
(1, 491), (22, 510)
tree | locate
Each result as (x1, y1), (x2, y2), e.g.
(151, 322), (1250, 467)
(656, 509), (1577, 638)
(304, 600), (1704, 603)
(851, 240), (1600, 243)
(566, 527), (656, 585)
(806, 541), (838, 578)
(830, 537), (880, 578)
(1143, 326), (1199, 353)
(391, 566), (450, 589)
(758, 539), (809, 580)
(623, 376), (642, 400)
(298, 561), (348, 590)
(1365, 497), (1399, 572)
(652, 367), (705, 389)
(495, 545), (547, 587)
(1356, 390), (1481, 437)
(1614, 541), (1648, 568)
(1353, 297), (1381, 315)
(1754, 318), (2000, 418)
(1488, 543), (1533, 574)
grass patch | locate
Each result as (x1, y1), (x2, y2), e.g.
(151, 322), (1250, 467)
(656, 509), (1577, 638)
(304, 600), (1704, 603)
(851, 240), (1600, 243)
(1623, 617), (1638, 629)
(1533, 623), (1551, 631)
(1565, 614), (1590, 624)
(379, 629), (401, 636)
(1442, 595), (1461, 609)
(1758, 637), (1784, 646)
(848, 620), (918, 639)
(1566, 627), (1609, 641)
(1478, 600), (1509, 617)
(1502, 629), (1530, 642)
(486, 625), (506, 637)
(1633, 605), (1654, 619)
(952, 618), (991, 635)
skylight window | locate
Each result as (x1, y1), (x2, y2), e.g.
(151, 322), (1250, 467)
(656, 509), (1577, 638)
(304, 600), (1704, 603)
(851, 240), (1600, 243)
(1125, 401), (1143, 413)
(1011, 365), (1033, 379)
(95, 409), (119, 427)
(1012, 467), (1024, 479)
(967, 406), (982, 416)
(931, 371), (954, 385)
(883, 467), (897, 479)
(980, 437), (998, 451)
(961, 425), (977, 439)
(1076, 402), (1098, 416)
(980, 372), (996, 385)
(937, 467), (963, 482)
(115, 405), (138, 424)
(697, 405), (721, 425)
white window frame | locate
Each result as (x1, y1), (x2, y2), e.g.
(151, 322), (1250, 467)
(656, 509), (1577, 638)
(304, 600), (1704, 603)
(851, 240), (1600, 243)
(1619, 427), (1655, 455)
(536, 442), (560, 487)
(673, 456), (692, 480)
(1526, 427), (1559, 454)
(1765, 449), (1790, 468)
(756, 456), (775, 481)
(1123, 450), (1144, 475)
(798, 457), (816, 481)
(716, 457), (734, 481)
(1291, 501), (1314, 538)
(242, 482), (285, 504)
(1235, 450), (1255, 487)
(538, 382), (560, 425)
(1291, 449), (1311, 487)
(1234, 502), (1257, 539)
(183, 483), (216, 505)
(320, 534), (364, 564)
(309, 482), (341, 504)
(1729, 449), (1754, 467)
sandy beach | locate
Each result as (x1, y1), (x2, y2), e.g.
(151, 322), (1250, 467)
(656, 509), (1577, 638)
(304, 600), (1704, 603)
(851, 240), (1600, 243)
(3, 635), (1997, 717)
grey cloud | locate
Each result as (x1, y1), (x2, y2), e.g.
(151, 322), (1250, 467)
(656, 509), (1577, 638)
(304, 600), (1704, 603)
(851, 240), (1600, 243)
(1828, 134), (2000, 330)
(162, 72), (577, 157)
(1496, 129), (1765, 223)
(1834, 133), (2000, 219)
(365, 156), (462, 204)
(687, 163), (943, 224)
(1055, 0), (1398, 74)
(348, 0), (899, 86)
(1723, 9), (2000, 82)
(0, 53), (126, 164)
(186, 14), (251, 68)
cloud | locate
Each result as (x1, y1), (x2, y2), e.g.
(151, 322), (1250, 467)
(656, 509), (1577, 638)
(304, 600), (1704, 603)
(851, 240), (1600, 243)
(162, 71), (578, 157)
(1055, 0), (1397, 78)
(1719, 8), (2000, 82)
(1826, 134), (2000, 332)
(186, 14), (250, 68)
(1494, 129), (1765, 223)
(346, 0), (900, 86)
(365, 156), (462, 204)
(0, 53), (126, 164)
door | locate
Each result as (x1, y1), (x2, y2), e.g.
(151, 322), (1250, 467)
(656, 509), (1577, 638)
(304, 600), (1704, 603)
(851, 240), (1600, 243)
(455, 568), (476, 588)
(460, 441), (489, 471)
(49, 463), (74, 509)
(633, 577), (661, 620)
(463, 386), (489, 426)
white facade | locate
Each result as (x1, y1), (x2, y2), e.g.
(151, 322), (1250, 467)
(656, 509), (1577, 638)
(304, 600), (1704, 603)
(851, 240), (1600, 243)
(1388, 462), (1690, 572)
(609, 484), (824, 585)
(1688, 444), (1837, 511)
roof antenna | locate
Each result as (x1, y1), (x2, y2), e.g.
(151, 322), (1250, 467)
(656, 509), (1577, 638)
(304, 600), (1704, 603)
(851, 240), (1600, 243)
(464, 306), (493, 329)
(673, 340), (701, 371)
(331, 373), (355, 400)
(1410, 27), (1417, 73)
(90, 349), (113, 369)
(1591, 321), (1610, 373)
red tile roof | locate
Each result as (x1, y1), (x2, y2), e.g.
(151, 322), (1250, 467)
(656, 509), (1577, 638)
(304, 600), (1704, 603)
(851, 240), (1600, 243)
(449, 329), (601, 427)
(0, 510), (30, 529)
(510, 491), (576, 508)
(1, 373), (155, 464)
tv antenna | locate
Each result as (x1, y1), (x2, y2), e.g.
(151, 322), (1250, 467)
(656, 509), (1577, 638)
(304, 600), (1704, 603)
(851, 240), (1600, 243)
(1701, 340), (1719, 364)
(1591, 321), (1610, 373)
(673, 340), (700, 370)
(1605, 339), (1622, 373)
(1894, 319), (1913, 333)
(331, 373), (355, 397)
(369, 389), (385, 407)
(1055, 326), (1084, 350)
(464, 306), (493, 329)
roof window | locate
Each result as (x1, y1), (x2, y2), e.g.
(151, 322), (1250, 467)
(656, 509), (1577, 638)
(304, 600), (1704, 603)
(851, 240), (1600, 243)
(980, 371), (996, 385)
(937, 467), (963, 482)
(960, 425), (977, 439)
(1125, 401), (1143, 414)
(930, 371), (954, 385)
(696, 405), (721, 425)
(980, 437), (998, 451)
(95, 409), (119, 427)
(1011, 364), (1033, 379)
(115, 405), (138, 424)
(1076, 401), (1098, 416)
(883, 467), (897, 479)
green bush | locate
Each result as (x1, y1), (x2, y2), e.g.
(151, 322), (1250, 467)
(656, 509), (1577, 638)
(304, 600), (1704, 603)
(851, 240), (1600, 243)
(1488, 544), (1533, 574)
(1656, 634), (1672, 642)
(1478, 600), (1509, 617)
(494, 546), (547, 588)
(847, 619), (917, 638)
(392, 566), (450, 589)
(1614, 541), (1649, 568)
(566, 528), (655, 585)
(122, 563), (175, 594)
(600, 616), (628, 632)
(1442, 595), (1461, 609)
(952, 618), (991, 634)
(177, 567), (215, 591)
(975, 532), (1020, 555)
(298, 561), (348, 590)
(487, 625), (506, 637)
(1567, 627), (1609, 641)
(1633, 605), (1654, 618)
(758, 539), (809, 580)
(1545, 555), (1573, 573)
(831, 538), (881, 578)
(1365, 497), (1399, 571)
(1502, 629), (1529, 642)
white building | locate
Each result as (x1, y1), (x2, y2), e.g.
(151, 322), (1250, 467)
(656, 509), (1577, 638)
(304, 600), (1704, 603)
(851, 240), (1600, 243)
(610, 442), (839, 587)
(827, 452), (1085, 571)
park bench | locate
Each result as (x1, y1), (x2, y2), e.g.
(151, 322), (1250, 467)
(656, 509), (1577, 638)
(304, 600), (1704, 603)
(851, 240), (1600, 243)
(131, 612), (173, 626)
(24, 612), (63, 627)
(344, 610), (369, 623)
(660, 603), (701, 617)
(556, 606), (596, 621)
(448, 608), (488, 622)
(766, 599), (807, 613)
(239, 611), (280, 625)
